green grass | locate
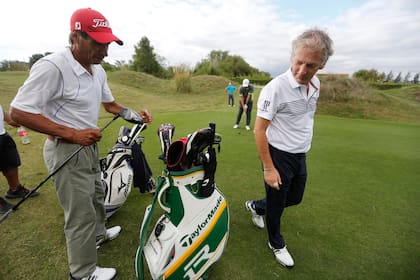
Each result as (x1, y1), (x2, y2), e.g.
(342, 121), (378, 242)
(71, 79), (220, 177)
(0, 71), (419, 279)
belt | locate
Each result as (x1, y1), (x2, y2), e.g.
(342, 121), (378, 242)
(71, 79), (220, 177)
(47, 135), (71, 144)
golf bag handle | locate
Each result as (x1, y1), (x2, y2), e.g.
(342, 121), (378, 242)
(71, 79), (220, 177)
(157, 181), (171, 213)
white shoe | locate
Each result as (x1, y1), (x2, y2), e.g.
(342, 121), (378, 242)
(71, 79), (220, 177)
(233, 124), (239, 129)
(246, 125), (251, 130)
(268, 242), (294, 268)
(245, 201), (264, 229)
(96, 226), (121, 249)
(80, 266), (116, 280)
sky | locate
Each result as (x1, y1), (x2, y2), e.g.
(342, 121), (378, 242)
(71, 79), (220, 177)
(1, 0), (419, 77)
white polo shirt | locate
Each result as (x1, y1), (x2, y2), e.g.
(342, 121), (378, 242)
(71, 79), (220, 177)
(11, 47), (114, 130)
(257, 68), (320, 153)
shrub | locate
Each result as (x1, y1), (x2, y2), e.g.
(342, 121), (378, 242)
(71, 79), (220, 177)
(319, 75), (369, 102)
(174, 65), (192, 93)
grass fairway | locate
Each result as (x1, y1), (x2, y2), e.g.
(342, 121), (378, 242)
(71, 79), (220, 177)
(0, 71), (419, 279)
(1, 112), (419, 279)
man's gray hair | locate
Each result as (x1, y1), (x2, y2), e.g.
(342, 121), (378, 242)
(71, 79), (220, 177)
(291, 28), (334, 66)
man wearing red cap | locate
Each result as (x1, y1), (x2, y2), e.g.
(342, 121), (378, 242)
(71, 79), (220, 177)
(11, 8), (152, 280)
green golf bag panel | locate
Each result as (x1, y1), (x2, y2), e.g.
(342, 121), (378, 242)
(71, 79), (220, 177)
(137, 166), (229, 280)
(159, 166), (209, 226)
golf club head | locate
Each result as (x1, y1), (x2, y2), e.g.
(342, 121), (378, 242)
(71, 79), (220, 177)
(0, 208), (13, 224)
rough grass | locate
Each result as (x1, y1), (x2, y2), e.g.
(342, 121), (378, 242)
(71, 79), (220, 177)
(3, 71), (420, 124)
(317, 75), (420, 123)
(0, 71), (419, 279)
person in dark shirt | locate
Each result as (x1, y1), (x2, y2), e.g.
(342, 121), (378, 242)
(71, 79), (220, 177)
(233, 78), (254, 130)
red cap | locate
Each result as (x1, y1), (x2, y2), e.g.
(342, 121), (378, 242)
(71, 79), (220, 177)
(70, 8), (123, 45)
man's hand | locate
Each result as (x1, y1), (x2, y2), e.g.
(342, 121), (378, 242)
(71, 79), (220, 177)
(139, 109), (152, 123)
(264, 169), (282, 190)
(66, 129), (102, 146)
(119, 108), (144, 124)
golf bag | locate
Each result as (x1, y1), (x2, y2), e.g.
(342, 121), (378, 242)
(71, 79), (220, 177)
(136, 123), (229, 280)
(100, 123), (154, 219)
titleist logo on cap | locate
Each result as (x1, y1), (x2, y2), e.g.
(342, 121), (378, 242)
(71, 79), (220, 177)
(74, 19), (109, 30)
(92, 19), (109, 28)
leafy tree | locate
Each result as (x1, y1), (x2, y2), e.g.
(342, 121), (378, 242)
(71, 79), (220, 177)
(101, 61), (117, 71)
(115, 60), (128, 69)
(29, 54), (44, 68)
(194, 60), (219, 76)
(194, 50), (229, 76)
(352, 69), (382, 82)
(131, 36), (164, 77)
(378, 72), (386, 82)
(0, 60), (28, 71)
(393, 72), (402, 83)
(413, 73), (419, 84)
(194, 50), (270, 81)
(385, 71), (394, 82)
(29, 52), (52, 68)
(403, 72), (411, 83)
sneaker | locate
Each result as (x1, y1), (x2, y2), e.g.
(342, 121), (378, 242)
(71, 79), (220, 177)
(0, 197), (14, 214)
(245, 201), (264, 229)
(5, 185), (39, 199)
(268, 242), (294, 268)
(70, 266), (116, 280)
(246, 125), (251, 131)
(233, 124), (239, 129)
(96, 226), (122, 249)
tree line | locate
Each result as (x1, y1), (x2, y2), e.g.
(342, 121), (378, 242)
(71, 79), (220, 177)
(3, 38), (417, 86)
(353, 69), (419, 84)
(0, 36), (271, 84)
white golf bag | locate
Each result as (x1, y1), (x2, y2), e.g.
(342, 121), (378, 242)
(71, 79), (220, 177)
(100, 123), (154, 219)
(136, 123), (229, 280)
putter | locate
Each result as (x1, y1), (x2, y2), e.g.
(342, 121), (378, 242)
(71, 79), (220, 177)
(0, 115), (120, 224)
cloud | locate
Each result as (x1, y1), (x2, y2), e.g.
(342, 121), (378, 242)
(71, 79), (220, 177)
(1, 0), (419, 77)
(326, 0), (420, 75)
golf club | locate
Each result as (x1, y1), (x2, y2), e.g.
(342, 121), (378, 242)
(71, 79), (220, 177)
(0, 114), (120, 224)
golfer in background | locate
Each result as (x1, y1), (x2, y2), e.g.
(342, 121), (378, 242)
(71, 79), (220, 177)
(10, 8), (151, 280)
(245, 28), (333, 268)
(233, 78), (254, 130)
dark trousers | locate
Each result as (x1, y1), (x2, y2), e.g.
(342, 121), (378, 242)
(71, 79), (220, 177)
(254, 146), (307, 249)
(235, 101), (253, 126)
(228, 94), (234, 106)
(0, 133), (21, 171)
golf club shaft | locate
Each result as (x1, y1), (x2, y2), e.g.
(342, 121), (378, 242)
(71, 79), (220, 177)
(0, 115), (119, 224)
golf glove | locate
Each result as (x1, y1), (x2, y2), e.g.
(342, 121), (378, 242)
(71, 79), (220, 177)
(119, 108), (144, 124)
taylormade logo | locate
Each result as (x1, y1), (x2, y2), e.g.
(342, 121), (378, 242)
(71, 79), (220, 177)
(180, 196), (223, 247)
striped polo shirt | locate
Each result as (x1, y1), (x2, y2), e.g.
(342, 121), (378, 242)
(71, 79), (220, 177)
(257, 68), (320, 153)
